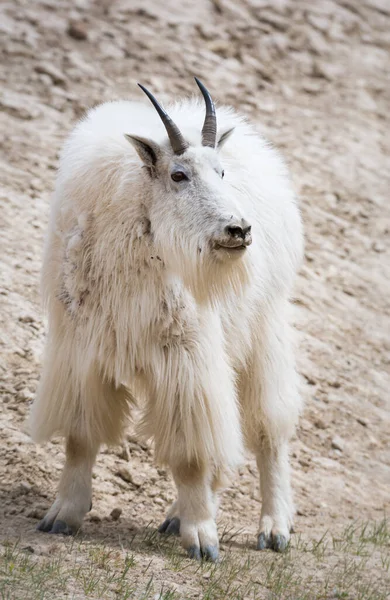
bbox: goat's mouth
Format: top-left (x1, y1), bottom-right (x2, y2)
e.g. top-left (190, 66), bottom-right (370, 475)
top-left (215, 243), bottom-right (247, 252)
top-left (214, 243), bottom-right (248, 260)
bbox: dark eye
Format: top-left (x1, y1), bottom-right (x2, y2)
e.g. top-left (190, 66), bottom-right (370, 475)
top-left (221, 170), bottom-right (225, 179)
top-left (171, 171), bottom-right (187, 182)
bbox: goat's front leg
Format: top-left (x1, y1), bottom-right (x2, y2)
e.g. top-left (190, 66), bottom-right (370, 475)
top-left (240, 304), bottom-right (302, 552)
top-left (256, 440), bottom-right (293, 552)
top-left (159, 471), bottom-right (222, 540)
top-left (146, 310), bottom-right (242, 561)
top-left (169, 462), bottom-right (219, 561)
top-left (37, 435), bottom-right (98, 535)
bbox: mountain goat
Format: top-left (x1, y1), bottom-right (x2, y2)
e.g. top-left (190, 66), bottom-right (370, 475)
top-left (30, 78), bottom-right (304, 561)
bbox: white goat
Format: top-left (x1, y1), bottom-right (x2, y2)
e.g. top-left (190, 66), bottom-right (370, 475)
top-left (30, 78), bottom-right (304, 561)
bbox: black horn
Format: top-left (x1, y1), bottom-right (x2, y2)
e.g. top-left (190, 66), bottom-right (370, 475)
top-left (138, 83), bottom-right (189, 155)
top-left (194, 77), bottom-right (217, 148)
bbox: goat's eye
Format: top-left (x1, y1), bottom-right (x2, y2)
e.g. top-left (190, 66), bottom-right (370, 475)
top-left (171, 171), bottom-right (187, 182)
top-left (221, 170), bottom-right (225, 179)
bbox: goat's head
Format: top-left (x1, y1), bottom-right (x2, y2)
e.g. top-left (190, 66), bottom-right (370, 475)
top-left (125, 78), bottom-right (252, 298)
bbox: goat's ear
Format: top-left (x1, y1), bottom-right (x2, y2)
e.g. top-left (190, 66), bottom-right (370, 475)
top-left (217, 127), bottom-right (235, 150)
top-left (124, 134), bottom-right (160, 167)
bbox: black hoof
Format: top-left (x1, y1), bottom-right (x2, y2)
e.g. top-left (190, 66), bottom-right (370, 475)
top-left (158, 518), bottom-right (170, 534)
top-left (166, 517), bottom-right (180, 536)
top-left (158, 517), bottom-right (180, 536)
top-left (37, 518), bottom-right (53, 533)
top-left (257, 532), bottom-right (270, 550)
top-left (49, 520), bottom-right (75, 536)
top-left (187, 545), bottom-right (202, 561)
top-left (271, 534), bottom-right (288, 553)
top-left (202, 545), bottom-right (219, 562)
top-left (257, 532), bottom-right (288, 552)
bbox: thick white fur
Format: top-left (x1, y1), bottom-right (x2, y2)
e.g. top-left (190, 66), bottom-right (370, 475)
top-left (30, 95), bottom-right (304, 555)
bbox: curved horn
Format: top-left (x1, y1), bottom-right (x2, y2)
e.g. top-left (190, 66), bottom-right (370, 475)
top-left (194, 77), bottom-right (217, 148)
top-left (138, 83), bottom-right (189, 155)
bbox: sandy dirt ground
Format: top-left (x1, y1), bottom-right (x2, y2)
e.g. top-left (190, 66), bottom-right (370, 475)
top-left (0, 0), bottom-right (389, 598)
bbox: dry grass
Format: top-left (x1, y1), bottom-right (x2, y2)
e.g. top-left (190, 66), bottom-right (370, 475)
top-left (0, 519), bottom-right (389, 599)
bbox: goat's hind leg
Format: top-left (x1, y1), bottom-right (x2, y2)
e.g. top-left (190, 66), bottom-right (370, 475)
top-left (37, 435), bottom-right (98, 535)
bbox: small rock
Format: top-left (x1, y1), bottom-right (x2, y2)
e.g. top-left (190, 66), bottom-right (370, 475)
top-left (357, 417), bottom-right (368, 427)
top-left (116, 466), bottom-right (132, 483)
top-left (343, 288), bottom-right (355, 297)
top-left (116, 467), bottom-right (142, 487)
top-left (196, 23), bottom-right (217, 40)
top-left (368, 435), bottom-right (379, 449)
top-left (110, 507), bottom-right (122, 521)
top-left (67, 20), bottom-right (88, 41)
top-left (303, 373), bottom-right (316, 386)
top-left (17, 388), bottom-right (34, 401)
top-left (30, 178), bottom-right (44, 192)
top-left (329, 381), bottom-right (341, 389)
top-left (314, 418), bottom-right (327, 430)
top-left (0, 92), bottom-right (40, 120)
top-left (26, 507), bottom-right (45, 519)
top-left (372, 241), bottom-right (385, 253)
top-left (37, 73), bottom-right (52, 87)
top-left (302, 81), bottom-right (322, 95)
top-left (331, 436), bottom-right (345, 452)
top-left (19, 481), bottom-right (32, 494)
top-left (35, 63), bottom-right (66, 86)
top-left (88, 511), bottom-right (102, 523)
top-left (18, 314), bottom-right (35, 323)
top-left (208, 39), bottom-right (235, 59)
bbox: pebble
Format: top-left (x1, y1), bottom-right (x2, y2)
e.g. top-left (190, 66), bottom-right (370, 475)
top-left (372, 241), bottom-right (385, 253)
top-left (116, 467), bottom-right (142, 487)
top-left (67, 20), bottom-right (88, 41)
top-left (19, 481), bottom-right (32, 494)
top-left (17, 388), bottom-right (34, 401)
top-left (34, 63), bottom-right (66, 86)
top-left (314, 418), bottom-right (328, 430)
top-left (331, 436), bottom-right (345, 452)
top-left (208, 40), bottom-right (235, 59)
top-left (26, 507), bottom-right (45, 519)
top-left (329, 381), bottom-right (341, 389)
top-left (88, 510), bottom-right (102, 523)
top-left (110, 507), bottom-right (122, 521)
top-left (357, 417), bottom-right (368, 427)
top-left (0, 91), bottom-right (40, 120)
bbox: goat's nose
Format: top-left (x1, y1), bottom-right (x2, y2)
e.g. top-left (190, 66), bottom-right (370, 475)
top-left (225, 219), bottom-right (252, 240)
